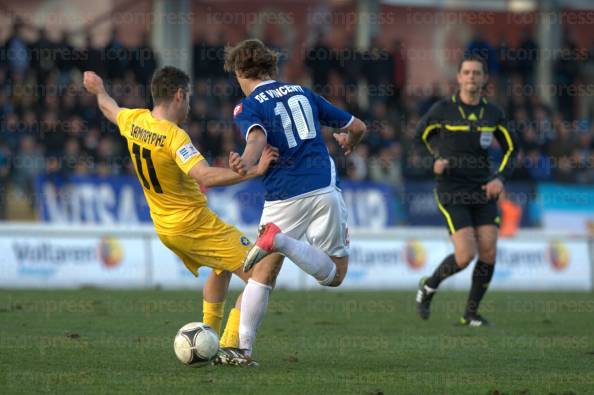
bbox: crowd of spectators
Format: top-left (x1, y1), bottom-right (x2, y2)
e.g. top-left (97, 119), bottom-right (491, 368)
top-left (1, 18), bottom-right (594, 219)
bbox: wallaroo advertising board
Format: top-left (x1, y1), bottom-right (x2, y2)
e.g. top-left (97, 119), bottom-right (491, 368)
top-left (446, 239), bottom-right (592, 291)
top-left (289, 237), bottom-right (592, 291)
top-left (0, 225), bottom-right (591, 291)
top-left (0, 231), bottom-right (147, 288)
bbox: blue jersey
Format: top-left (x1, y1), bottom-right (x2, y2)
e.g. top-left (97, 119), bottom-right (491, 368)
top-left (233, 80), bottom-right (353, 201)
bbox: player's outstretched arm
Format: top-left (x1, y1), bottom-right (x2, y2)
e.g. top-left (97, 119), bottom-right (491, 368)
top-left (188, 145), bottom-right (278, 188)
top-left (229, 128), bottom-right (268, 176)
top-left (333, 117), bottom-right (367, 156)
top-left (83, 71), bottom-right (122, 124)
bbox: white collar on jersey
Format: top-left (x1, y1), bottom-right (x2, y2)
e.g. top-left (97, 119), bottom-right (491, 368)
top-left (254, 80), bottom-right (276, 90)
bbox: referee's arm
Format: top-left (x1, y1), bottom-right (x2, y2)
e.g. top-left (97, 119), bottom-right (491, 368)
top-left (415, 101), bottom-right (443, 158)
top-left (492, 110), bottom-right (520, 182)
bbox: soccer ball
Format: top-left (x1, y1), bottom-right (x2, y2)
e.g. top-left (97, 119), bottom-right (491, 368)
top-left (173, 322), bottom-right (219, 366)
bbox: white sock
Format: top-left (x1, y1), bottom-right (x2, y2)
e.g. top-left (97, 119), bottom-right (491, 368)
top-left (274, 233), bottom-right (336, 285)
top-left (239, 279), bottom-right (271, 356)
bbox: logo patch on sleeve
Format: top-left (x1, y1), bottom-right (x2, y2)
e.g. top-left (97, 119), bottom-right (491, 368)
top-left (176, 143), bottom-right (200, 163)
top-left (233, 103), bottom-right (243, 117)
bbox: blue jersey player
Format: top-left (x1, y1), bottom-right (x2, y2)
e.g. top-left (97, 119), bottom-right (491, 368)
top-left (223, 39), bottom-right (366, 360)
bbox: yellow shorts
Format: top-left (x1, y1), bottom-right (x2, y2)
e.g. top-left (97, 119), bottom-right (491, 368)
top-left (157, 208), bottom-right (252, 276)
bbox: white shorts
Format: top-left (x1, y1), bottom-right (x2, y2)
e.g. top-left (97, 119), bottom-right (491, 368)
top-left (260, 188), bottom-right (349, 257)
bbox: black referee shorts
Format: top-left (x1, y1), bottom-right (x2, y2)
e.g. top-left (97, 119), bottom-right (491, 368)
top-left (433, 190), bottom-right (500, 234)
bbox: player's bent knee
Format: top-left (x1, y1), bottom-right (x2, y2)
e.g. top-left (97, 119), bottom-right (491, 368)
top-left (324, 275), bottom-right (343, 287)
top-left (324, 257), bottom-right (348, 287)
top-left (326, 271), bottom-right (345, 287)
top-left (326, 279), bottom-right (342, 287)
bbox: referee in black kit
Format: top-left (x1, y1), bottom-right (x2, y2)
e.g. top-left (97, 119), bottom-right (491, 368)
top-left (415, 54), bottom-right (519, 327)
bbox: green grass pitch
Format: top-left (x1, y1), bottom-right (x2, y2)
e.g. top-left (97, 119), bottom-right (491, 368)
top-left (1, 289), bottom-right (593, 394)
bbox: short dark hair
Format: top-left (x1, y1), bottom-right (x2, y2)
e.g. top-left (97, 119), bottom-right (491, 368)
top-left (458, 54), bottom-right (488, 74)
top-left (224, 39), bottom-right (278, 79)
top-left (150, 66), bottom-right (190, 105)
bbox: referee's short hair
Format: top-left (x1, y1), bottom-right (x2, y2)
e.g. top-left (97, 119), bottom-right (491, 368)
top-left (458, 54), bottom-right (488, 75)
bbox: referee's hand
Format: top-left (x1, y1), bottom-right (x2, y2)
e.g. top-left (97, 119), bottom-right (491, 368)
top-left (433, 159), bottom-right (448, 175)
top-left (483, 178), bottom-right (504, 200)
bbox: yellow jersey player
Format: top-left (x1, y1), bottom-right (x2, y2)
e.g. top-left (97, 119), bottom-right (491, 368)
top-left (83, 66), bottom-right (277, 366)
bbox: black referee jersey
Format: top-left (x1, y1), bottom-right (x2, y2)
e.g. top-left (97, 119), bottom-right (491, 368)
top-left (416, 92), bottom-right (520, 204)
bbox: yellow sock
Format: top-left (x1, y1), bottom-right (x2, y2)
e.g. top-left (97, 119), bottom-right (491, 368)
top-left (202, 301), bottom-right (225, 336)
top-left (219, 308), bottom-right (240, 348)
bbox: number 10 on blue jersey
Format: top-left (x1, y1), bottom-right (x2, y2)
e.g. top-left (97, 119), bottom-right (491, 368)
top-left (274, 95), bottom-right (317, 148)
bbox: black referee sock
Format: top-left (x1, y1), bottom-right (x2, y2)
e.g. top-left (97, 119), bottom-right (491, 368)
top-left (465, 260), bottom-right (495, 316)
top-left (426, 254), bottom-right (462, 289)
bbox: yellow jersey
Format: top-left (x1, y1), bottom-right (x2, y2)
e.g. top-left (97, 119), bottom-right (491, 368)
top-left (116, 108), bottom-right (207, 235)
